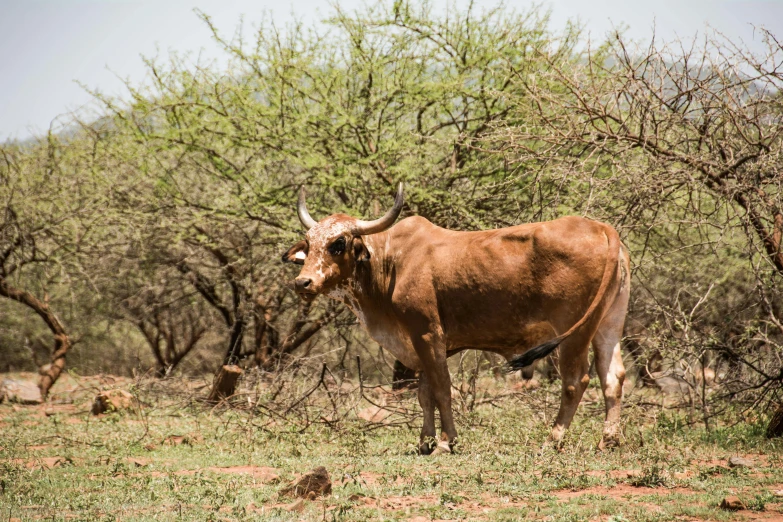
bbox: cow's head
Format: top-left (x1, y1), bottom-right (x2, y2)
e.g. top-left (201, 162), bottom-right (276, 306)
top-left (282, 184), bottom-right (403, 300)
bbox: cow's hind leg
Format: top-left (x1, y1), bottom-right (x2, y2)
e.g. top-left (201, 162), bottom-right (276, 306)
top-left (417, 372), bottom-right (437, 455)
top-left (593, 270), bottom-right (630, 449)
top-left (519, 360), bottom-right (536, 380)
top-left (550, 336), bottom-right (591, 445)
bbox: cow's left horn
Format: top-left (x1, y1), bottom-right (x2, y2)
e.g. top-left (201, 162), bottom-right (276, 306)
top-left (352, 183), bottom-right (404, 236)
top-left (297, 187), bottom-right (318, 230)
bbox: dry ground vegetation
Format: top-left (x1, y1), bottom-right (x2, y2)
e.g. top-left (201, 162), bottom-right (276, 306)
top-left (1, 364), bottom-right (782, 522)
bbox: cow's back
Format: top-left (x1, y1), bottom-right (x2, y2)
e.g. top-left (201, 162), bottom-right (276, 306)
top-left (377, 215), bottom-right (616, 352)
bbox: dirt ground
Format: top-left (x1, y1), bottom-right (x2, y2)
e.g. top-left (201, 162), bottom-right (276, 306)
top-left (1, 370), bottom-right (782, 521)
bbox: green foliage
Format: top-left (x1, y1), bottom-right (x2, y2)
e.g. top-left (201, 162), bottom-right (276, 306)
top-left (0, 1), bottom-right (781, 419)
top-left (1, 0), bottom-right (588, 377)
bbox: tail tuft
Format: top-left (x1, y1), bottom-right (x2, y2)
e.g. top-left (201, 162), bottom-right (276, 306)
top-left (507, 338), bottom-right (561, 373)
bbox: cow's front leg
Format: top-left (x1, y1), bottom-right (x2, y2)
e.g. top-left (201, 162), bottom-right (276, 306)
top-left (417, 372), bottom-right (437, 455)
top-left (414, 333), bottom-right (457, 455)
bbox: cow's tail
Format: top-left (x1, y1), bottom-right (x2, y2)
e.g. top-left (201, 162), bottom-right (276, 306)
top-left (507, 226), bottom-right (621, 372)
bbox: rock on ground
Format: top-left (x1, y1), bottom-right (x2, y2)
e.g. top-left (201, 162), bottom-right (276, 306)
top-left (284, 498), bottom-right (305, 512)
top-left (357, 406), bottom-right (392, 423)
top-left (279, 466), bottom-right (331, 499)
top-left (720, 496), bottom-right (746, 511)
top-left (0, 379), bottom-right (42, 404)
top-left (728, 456), bottom-right (754, 468)
top-left (91, 389), bottom-right (137, 414)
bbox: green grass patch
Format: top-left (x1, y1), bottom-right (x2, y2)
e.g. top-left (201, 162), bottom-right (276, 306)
top-left (1, 378), bottom-right (782, 521)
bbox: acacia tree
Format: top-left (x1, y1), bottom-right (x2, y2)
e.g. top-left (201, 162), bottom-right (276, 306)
top-left (102, 260), bottom-right (215, 377)
top-left (0, 135), bottom-right (104, 398)
top-left (1, 1), bottom-right (781, 420)
top-left (80, 104), bottom-right (335, 369)
top-left (82, 1), bottom-right (582, 380)
top-left (486, 29), bottom-right (783, 413)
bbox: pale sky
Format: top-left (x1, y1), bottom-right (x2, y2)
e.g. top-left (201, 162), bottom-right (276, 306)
top-left (1, 0), bottom-right (782, 141)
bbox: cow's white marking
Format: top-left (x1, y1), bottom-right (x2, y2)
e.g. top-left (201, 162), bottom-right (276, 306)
top-left (303, 217), bottom-right (421, 370)
top-left (305, 216), bottom-right (347, 245)
top-left (305, 216), bottom-right (348, 285)
top-left (294, 251), bottom-right (307, 261)
top-left (326, 282), bottom-right (366, 326)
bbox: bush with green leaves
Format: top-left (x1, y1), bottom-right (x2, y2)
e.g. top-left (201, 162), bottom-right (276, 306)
top-left (0, 1), bottom-right (780, 422)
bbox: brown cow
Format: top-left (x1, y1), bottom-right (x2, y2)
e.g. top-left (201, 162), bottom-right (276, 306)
top-left (283, 184), bottom-right (630, 455)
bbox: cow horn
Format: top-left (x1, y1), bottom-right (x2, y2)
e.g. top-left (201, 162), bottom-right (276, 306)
top-left (352, 183), bottom-right (404, 236)
top-left (297, 187), bottom-right (318, 230)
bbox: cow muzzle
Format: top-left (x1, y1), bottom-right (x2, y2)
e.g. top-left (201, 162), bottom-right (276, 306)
top-left (294, 277), bottom-right (318, 300)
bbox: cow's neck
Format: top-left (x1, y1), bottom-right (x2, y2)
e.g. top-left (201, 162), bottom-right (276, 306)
top-left (326, 231), bottom-right (394, 327)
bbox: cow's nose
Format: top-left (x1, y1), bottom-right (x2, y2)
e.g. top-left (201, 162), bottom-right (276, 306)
top-left (295, 277), bottom-right (314, 293)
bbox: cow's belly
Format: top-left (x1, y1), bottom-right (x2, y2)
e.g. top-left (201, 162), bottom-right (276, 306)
top-left (446, 321), bottom-right (557, 353)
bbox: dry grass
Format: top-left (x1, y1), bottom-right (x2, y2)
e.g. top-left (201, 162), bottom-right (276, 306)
top-left (1, 368), bottom-right (782, 521)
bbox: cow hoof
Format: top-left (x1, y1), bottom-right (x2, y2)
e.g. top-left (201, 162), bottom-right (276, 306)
top-left (539, 439), bottom-right (564, 455)
top-left (419, 440), bottom-right (436, 455)
top-left (598, 437), bottom-right (620, 451)
top-left (429, 441), bottom-right (452, 456)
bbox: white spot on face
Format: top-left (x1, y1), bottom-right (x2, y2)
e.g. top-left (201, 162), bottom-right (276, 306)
top-left (294, 251), bottom-right (307, 261)
top-left (301, 216), bottom-right (351, 288)
top-left (305, 216), bottom-right (350, 246)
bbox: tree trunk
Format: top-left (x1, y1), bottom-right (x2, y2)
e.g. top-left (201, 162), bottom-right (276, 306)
top-left (39, 335), bottom-right (69, 399)
top-left (223, 317), bottom-right (245, 365)
top-left (207, 364), bottom-right (243, 403)
top-left (0, 277), bottom-right (71, 399)
top-left (767, 403), bottom-right (783, 439)
top-left (253, 298), bottom-right (277, 368)
top-left (255, 302), bottom-right (338, 371)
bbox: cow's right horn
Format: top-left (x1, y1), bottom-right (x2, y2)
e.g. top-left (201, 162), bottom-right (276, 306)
top-left (352, 183), bottom-right (404, 236)
top-left (297, 187), bottom-right (318, 230)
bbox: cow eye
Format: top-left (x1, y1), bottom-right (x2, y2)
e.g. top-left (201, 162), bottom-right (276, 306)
top-left (328, 237), bottom-right (346, 256)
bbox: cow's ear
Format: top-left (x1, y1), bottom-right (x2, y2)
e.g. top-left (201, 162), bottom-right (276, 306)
top-left (282, 240), bottom-right (308, 265)
top-left (353, 236), bottom-right (370, 263)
